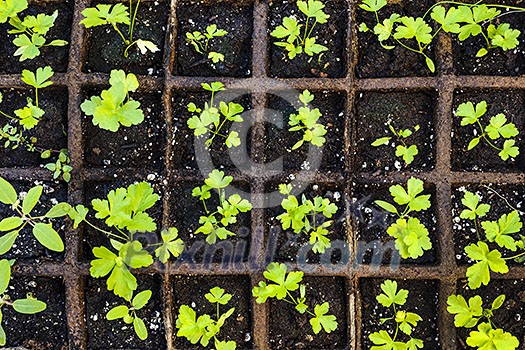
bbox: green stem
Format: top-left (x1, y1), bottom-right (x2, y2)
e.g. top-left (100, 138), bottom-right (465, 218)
top-left (124, 41), bottom-right (139, 58)
top-left (482, 185), bottom-right (520, 212)
top-left (0, 109), bottom-right (16, 120)
top-left (112, 23), bottom-right (129, 46)
top-left (504, 251), bottom-right (525, 260)
top-left (130, 0), bottom-right (141, 42)
top-left (85, 220), bottom-right (128, 241)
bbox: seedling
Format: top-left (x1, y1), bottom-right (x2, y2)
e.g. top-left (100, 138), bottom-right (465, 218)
top-left (192, 170), bottom-right (252, 245)
top-left (271, 0), bottom-right (329, 59)
top-left (372, 122), bottom-right (420, 165)
top-left (80, 2), bottom-right (159, 57)
top-left (0, 259), bottom-right (48, 346)
top-left (369, 280), bottom-right (424, 350)
top-left (277, 183), bottom-right (338, 254)
top-left (374, 177), bottom-right (432, 259)
top-left (81, 70), bottom-right (144, 132)
top-left (106, 289), bottom-right (152, 340)
top-left (186, 24), bottom-right (228, 64)
top-left (455, 100), bottom-right (519, 161)
top-left (252, 262), bottom-right (338, 335)
top-left (0, 0), bottom-right (67, 61)
top-left (176, 287), bottom-right (237, 350)
top-left (187, 82), bottom-right (244, 148)
top-left (289, 90), bottom-right (327, 150)
top-left (447, 293), bottom-right (519, 350)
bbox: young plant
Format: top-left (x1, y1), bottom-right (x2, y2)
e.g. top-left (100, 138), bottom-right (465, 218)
top-left (289, 90), bottom-right (327, 150)
top-left (455, 100), bottom-right (519, 161)
top-left (271, 0), bottom-right (330, 59)
top-left (176, 287), bottom-right (237, 350)
top-left (447, 293), bottom-right (519, 350)
top-left (192, 170), bottom-right (252, 245)
top-left (277, 183), bottom-right (338, 254)
top-left (186, 24), bottom-right (228, 64)
top-left (369, 280), bottom-right (424, 350)
top-left (187, 82), bottom-right (244, 148)
top-left (252, 262), bottom-right (338, 335)
top-left (0, 259), bottom-right (48, 346)
top-left (80, 70), bottom-right (144, 132)
top-left (80, 2), bottom-right (159, 57)
top-left (106, 289), bottom-right (152, 340)
top-left (374, 177), bottom-right (432, 259)
top-left (0, 0), bottom-right (68, 61)
top-left (372, 122), bottom-right (420, 165)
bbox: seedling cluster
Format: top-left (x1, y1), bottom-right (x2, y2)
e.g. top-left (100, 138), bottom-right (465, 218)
top-left (186, 24), bottom-right (228, 64)
top-left (289, 90), bottom-right (327, 150)
top-left (372, 122), bottom-right (420, 166)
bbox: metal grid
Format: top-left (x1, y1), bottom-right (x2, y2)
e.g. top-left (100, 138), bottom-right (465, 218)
top-left (1, 0), bottom-right (525, 348)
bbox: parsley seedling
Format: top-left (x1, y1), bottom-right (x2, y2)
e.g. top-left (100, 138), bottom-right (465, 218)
top-left (369, 280), bottom-right (424, 350)
top-left (374, 177), bottom-right (432, 259)
top-left (176, 287), bottom-right (238, 350)
top-left (372, 122), bottom-right (420, 165)
top-left (186, 24), bottom-right (228, 64)
top-left (289, 90), bottom-right (327, 150)
top-left (106, 289), bottom-right (153, 340)
top-left (252, 262), bottom-right (338, 335)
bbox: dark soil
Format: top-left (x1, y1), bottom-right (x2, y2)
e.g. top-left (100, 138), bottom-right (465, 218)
top-left (82, 88), bottom-right (166, 171)
top-left (452, 89), bottom-right (525, 172)
top-left (171, 275), bottom-right (253, 349)
top-left (354, 90), bottom-right (436, 173)
top-left (269, 276), bottom-right (348, 349)
top-left (359, 278), bottom-right (440, 349)
top-left (0, 1), bottom-right (73, 74)
top-left (268, 0), bottom-right (347, 78)
top-left (2, 276), bottom-right (68, 350)
top-left (85, 276), bottom-right (166, 349)
top-left (263, 90), bottom-right (346, 174)
top-left (167, 180), bottom-right (252, 264)
top-left (174, 0), bottom-right (253, 77)
top-left (356, 0), bottom-right (436, 78)
top-left (351, 181), bottom-right (439, 265)
top-left (0, 87), bottom-right (68, 168)
top-left (82, 0), bottom-right (168, 75)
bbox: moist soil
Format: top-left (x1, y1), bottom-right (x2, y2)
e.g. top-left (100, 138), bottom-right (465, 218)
top-left (268, 0), bottom-right (348, 78)
top-left (359, 278), bottom-right (440, 349)
top-left (174, 0), bottom-right (253, 77)
top-left (171, 275), bottom-right (253, 349)
top-left (269, 276), bottom-right (348, 349)
top-left (354, 90), bottom-right (436, 173)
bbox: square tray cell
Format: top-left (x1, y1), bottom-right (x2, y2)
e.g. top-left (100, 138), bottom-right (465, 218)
top-left (167, 180), bottom-right (252, 264)
top-left (359, 278), bottom-right (440, 349)
top-left (82, 88), bottom-right (166, 171)
top-left (171, 275), bottom-right (253, 349)
top-left (263, 90), bottom-right (346, 174)
top-left (356, 0), bottom-right (436, 78)
top-left (452, 184), bottom-right (525, 265)
top-left (263, 180), bottom-right (347, 264)
top-left (85, 276), bottom-right (166, 349)
top-left (171, 89), bottom-right (253, 172)
top-left (354, 90), bottom-right (436, 173)
top-left (174, 0), bottom-right (254, 77)
top-left (269, 276), bottom-right (348, 349)
top-left (351, 181), bottom-right (440, 266)
top-left (0, 0), bottom-right (72, 74)
top-left (81, 0), bottom-right (168, 75)
top-left (0, 87), bottom-right (68, 168)
top-left (2, 276), bottom-right (68, 349)
top-left (452, 89), bottom-right (525, 172)
top-left (268, 0), bottom-right (348, 78)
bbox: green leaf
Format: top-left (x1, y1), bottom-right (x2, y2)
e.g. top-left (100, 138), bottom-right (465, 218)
top-left (205, 287), bottom-right (232, 305)
top-left (359, 0), bottom-right (387, 12)
top-left (32, 222), bottom-right (64, 252)
top-left (485, 114), bottom-right (518, 140)
top-left (369, 330), bottom-right (406, 350)
top-left (106, 305), bottom-right (129, 320)
top-left (134, 317), bottom-right (148, 340)
top-left (395, 144), bottom-right (418, 165)
top-left (205, 169), bottom-right (232, 189)
top-left (0, 176), bottom-right (17, 204)
top-left (13, 33), bottom-right (45, 61)
top-left (0, 217), bottom-right (23, 232)
top-left (15, 102), bottom-right (44, 129)
top-left (431, 6), bottom-right (462, 33)
top-left (309, 302), bottom-right (337, 334)
top-left (491, 294), bottom-right (505, 311)
top-left (393, 17), bottom-right (432, 44)
top-left (155, 227), bottom-right (184, 264)
top-left (12, 298), bottom-right (47, 314)
top-left (176, 305), bottom-right (214, 345)
top-left (389, 177), bottom-right (430, 212)
top-left (425, 57), bottom-right (435, 73)
top-left (297, 0), bottom-right (329, 23)
top-left (376, 279), bottom-right (408, 307)
top-left (465, 241), bottom-right (508, 289)
top-left (90, 246), bottom-right (116, 277)
top-left (395, 310), bottom-right (422, 336)
top-left (466, 322), bottom-right (519, 350)
top-left (446, 294), bottom-right (482, 328)
top-left (132, 290), bottom-right (152, 309)
top-left (456, 101), bottom-right (486, 126)
top-left (45, 202), bottom-right (71, 218)
top-left (482, 211), bottom-right (522, 251)
top-left (387, 217), bottom-right (432, 259)
top-left (22, 185), bottom-right (42, 214)
top-left (499, 139), bottom-right (519, 161)
top-left (215, 339), bottom-right (237, 350)
top-left (271, 16), bottom-right (301, 42)
top-left (80, 3), bottom-right (130, 27)
top-left (21, 66), bottom-right (54, 89)
top-left (0, 259), bottom-right (11, 294)
top-left (374, 200), bottom-right (399, 214)
top-left (373, 14), bottom-right (400, 43)
top-left (0, 231), bottom-right (18, 255)
top-left (0, 0), bottom-right (28, 23)
top-left (460, 191), bottom-right (490, 220)
top-left (372, 137), bottom-right (391, 147)
top-left (225, 131), bottom-right (241, 148)
top-left (488, 23), bottom-right (520, 51)
top-left (253, 263), bottom-right (303, 302)
top-left (109, 69), bottom-right (139, 93)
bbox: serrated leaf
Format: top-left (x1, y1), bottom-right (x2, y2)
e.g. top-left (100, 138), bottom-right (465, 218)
top-left (376, 280), bottom-right (408, 307)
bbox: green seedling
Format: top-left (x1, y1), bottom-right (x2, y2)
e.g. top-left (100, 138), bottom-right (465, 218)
top-left (289, 90), bottom-right (327, 150)
top-left (447, 293), bottom-right (519, 350)
top-left (252, 262), bottom-right (338, 335)
top-left (0, 0), bottom-right (68, 61)
top-left (455, 100), bottom-right (519, 161)
top-left (186, 24), bottom-right (228, 64)
top-left (369, 280), bottom-right (424, 350)
top-left (80, 2), bottom-right (159, 57)
top-left (374, 177), bottom-right (432, 259)
top-left (42, 148), bottom-right (72, 183)
top-left (106, 289), bottom-right (152, 340)
top-left (0, 259), bottom-right (47, 346)
top-left (187, 82), bottom-right (244, 148)
top-left (372, 122), bottom-right (420, 165)
top-left (176, 287), bottom-right (238, 350)
top-left (277, 183), bottom-right (338, 254)
top-left (81, 70), bottom-right (144, 132)
top-left (192, 170), bottom-right (252, 245)
top-left (271, 0), bottom-right (329, 59)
